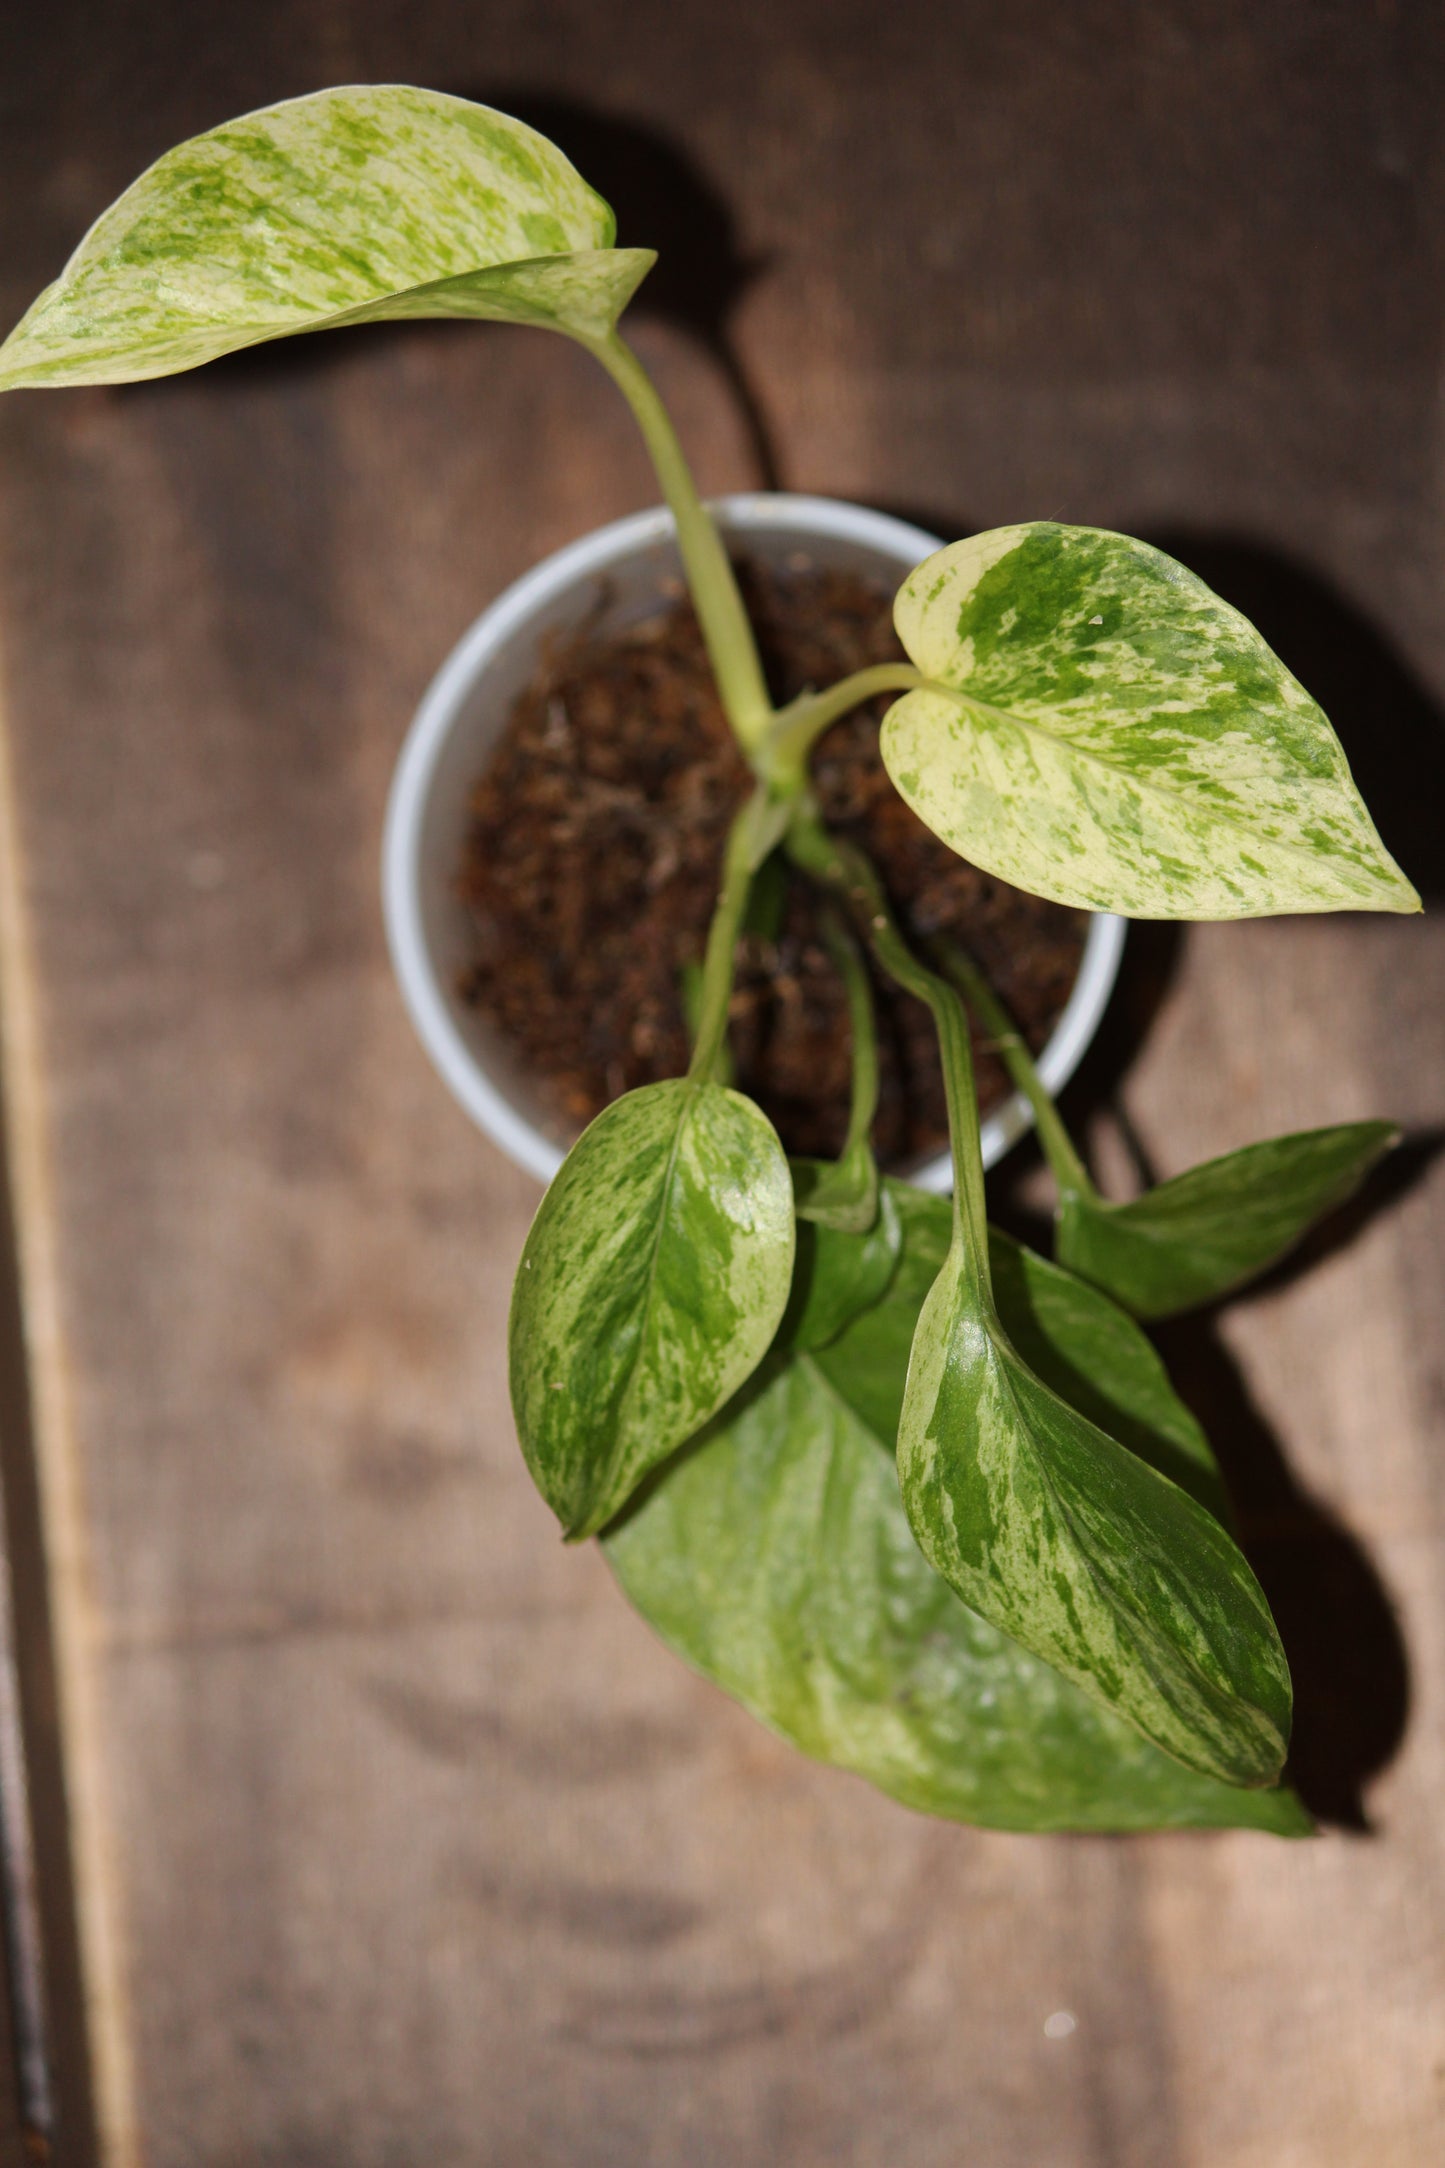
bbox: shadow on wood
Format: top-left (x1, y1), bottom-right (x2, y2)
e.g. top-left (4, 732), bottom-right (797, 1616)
top-left (460, 88), bottom-right (783, 492)
top-left (1155, 1303), bottom-right (1412, 1833)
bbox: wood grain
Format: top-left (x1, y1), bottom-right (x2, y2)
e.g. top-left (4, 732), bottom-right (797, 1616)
top-left (1, 4), bottom-right (1442, 2162)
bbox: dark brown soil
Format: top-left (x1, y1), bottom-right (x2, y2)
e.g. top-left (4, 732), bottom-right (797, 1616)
top-left (457, 558), bottom-right (1088, 1167)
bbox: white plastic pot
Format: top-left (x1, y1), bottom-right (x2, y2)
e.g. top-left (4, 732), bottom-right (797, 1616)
top-left (384, 493), bottom-right (1125, 1189)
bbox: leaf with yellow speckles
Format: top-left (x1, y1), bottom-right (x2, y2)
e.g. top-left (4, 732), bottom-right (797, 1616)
top-left (0, 85), bottom-right (653, 388)
top-left (606, 1184), bottom-right (1308, 1833)
top-left (509, 1080), bottom-right (794, 1542)
top-left (883, 524), bottom-right (1419, 919)
top-left (896, 1188), bottom-right (1292, 1787)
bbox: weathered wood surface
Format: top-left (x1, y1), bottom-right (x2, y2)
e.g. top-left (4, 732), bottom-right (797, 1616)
top-left (0, 4), bottom-right (1442, 2162)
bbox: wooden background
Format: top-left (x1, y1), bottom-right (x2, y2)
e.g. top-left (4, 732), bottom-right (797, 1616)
top-left (0, 3), bottom-right (1442, 2162)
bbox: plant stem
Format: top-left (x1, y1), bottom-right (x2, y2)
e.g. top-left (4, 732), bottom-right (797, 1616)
top-left (762, 663), bottom-right (925, 792)
top-left (786, 805), bottom-right (991, 1296)
top-left (586, 330), bottom-right (775, 752)
top-left (932, 941), bottom-right (1096, 1201)
top-left (680, 961), bottom-right (733, 1086)
top-left (687, 788), bottom-right (789, 1086)
top-left (818, 906), bottom-right (881, 1165)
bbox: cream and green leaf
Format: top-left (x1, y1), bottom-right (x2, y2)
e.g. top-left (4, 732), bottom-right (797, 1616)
top-left (896, 1199), bottom-right (1292, 1786)
top-left (883, 524), bottom-right (1419, 919)
top-left (606, 1190), bottom-right (1307, 1834)
top-left (509, 1080), bottom-right (794, 1542)
top-left (0, 85), bottom-right (653, 388)
top-left (1056, 1120), bottom-right (1399, 1320)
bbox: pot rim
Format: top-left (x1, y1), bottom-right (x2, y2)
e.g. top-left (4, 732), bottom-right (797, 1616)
top-left (383, 491), bottom-right (1126, 1189)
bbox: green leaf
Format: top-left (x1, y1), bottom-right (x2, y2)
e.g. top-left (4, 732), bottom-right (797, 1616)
top-left (509, 1080), bottom-right (794, 1541)
top-left (0, 86), bottom-right (654, 389)
top-left (1056, 1121), bottom-right (1400, 1320)
top-left (790, 1147), bottom-right (880, 1235)
top-left (605, 1188), bottom-right (1308, 1834)
top-left (896, 1215), bottom-right (1292, 1786)
top-left (775, 1182), bottom-right (901, 1353)
top-left (883, 524), bottom-right (1419, 919)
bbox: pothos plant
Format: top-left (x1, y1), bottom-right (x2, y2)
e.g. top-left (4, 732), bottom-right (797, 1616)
top-left (2, 86), bottom-right (1419, 1835)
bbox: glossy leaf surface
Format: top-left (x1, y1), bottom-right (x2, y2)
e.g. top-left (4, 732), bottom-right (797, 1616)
top-left (775, 1182), bottom-right (901, 1354)
top-left (510, 1080), bottom-right (793, 1541)
top-left (1056, 1121), bottom-right (1399, 1319)
top-left (0, 86), bottom-right (653, 388)
top-left (606, 1191), bottom-right (1306, 1834)
top-left (897, 1214), bottom-right (1292, 1785)
top-left (883, 524), bottom-right (1418, 919)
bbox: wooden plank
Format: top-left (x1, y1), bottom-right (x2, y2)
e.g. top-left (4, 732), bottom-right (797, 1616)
top-left (0, 669), bottom-right (107, 2166)
top-left (0, 5), bottom-right (1442, 2163)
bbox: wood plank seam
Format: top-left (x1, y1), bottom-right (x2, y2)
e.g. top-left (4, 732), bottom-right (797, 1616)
top-left (0, 649), bottom-right (139, 2168)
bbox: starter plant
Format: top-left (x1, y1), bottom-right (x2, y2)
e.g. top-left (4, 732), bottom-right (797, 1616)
top-left (2, 87), bottom-right (1420, 1834)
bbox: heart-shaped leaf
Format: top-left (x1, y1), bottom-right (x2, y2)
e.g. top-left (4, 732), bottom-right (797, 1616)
top-left (0, 86), bottom-right (653, 389)
top-left (883, 524), bottom-right (1418, 919)
top-left (774, 1180), bottom-right (901, 1353)
top-left (898, 1212), bottom-right (1292, 1785)
top-left (509, 1080), bottom-right (794, 1541)
top-left (606, 1190), bottom-right (1307, 1833)
top-left (1056, 1120), bottom-right (1399, 1319)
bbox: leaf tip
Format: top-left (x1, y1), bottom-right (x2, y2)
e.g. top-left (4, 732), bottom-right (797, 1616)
top-left (1361, 849), bottom-right (1423, 916)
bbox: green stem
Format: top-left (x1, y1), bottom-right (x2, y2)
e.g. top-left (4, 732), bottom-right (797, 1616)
top-left (688, 788), bottom-right (789, 1085)
top-left (787, 806), bottom-right (991, 1295)
top-left (932, 941), bottom-right (1096, 1201)
top-left (585, 330), bottom-right (774, 752)
top-left (680, 962), bottom-right (733, 1085)
top-left (818, 906), bottom-right (880, 1164)
top-left (762, 663), bottom-right (925, 792)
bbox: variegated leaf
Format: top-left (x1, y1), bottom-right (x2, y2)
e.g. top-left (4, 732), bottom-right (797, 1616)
top-left (0, 86), bottom-right (653, 388)
top-left (509, 1080), bottom-right (794, 1542)
top-left (1056, 1119), bottom-right (1399, 1319)
top-left (883, 524), bottom-right (1419, 919)
top-left (606, 1189), bottom-right (1307, 1833)
top-left (898, 1212), bottom-right (1292, 1784)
